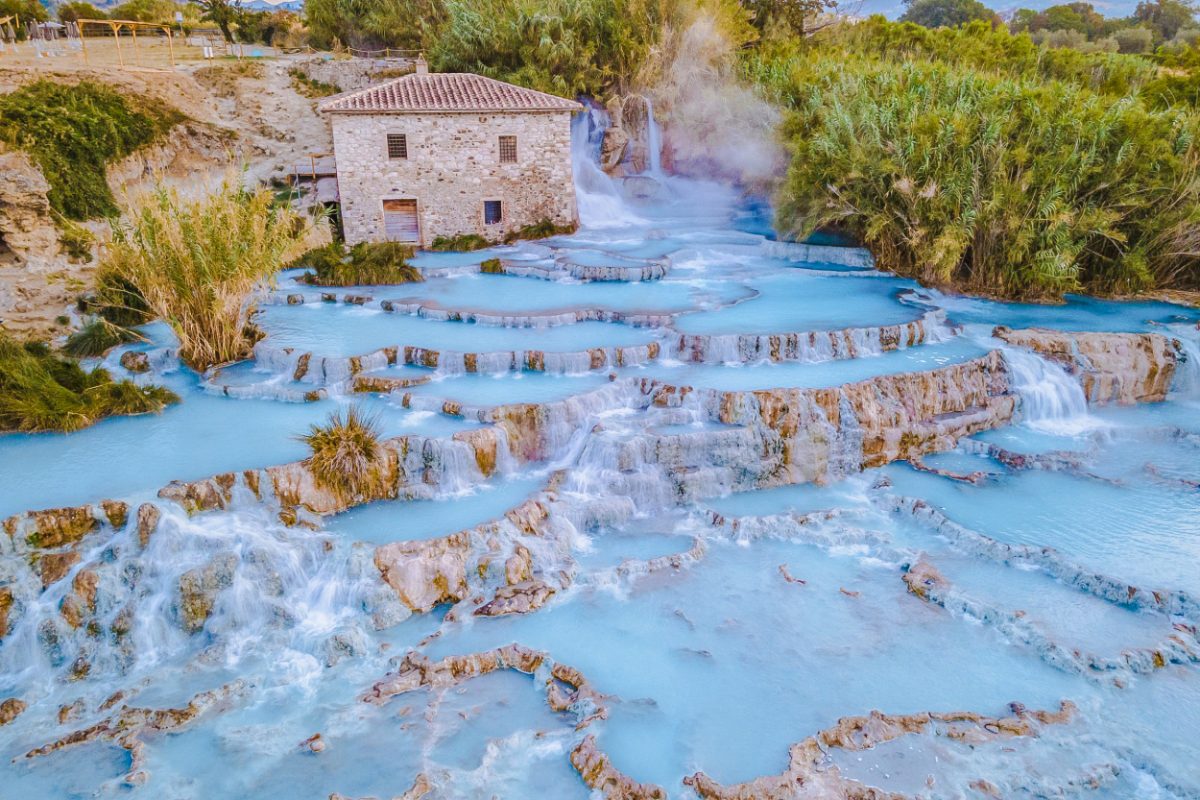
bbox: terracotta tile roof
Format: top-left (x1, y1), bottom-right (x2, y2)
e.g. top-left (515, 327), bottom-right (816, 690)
top-left (319, 73), bottom-right (580, 114)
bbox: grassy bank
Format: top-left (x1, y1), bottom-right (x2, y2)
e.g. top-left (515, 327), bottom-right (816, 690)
top-left (296, 242), bottom-right (422, 286)
top-left (0, 336), bottom-right (177, 433)
top-left (0, 80), bottom-right (184, 221)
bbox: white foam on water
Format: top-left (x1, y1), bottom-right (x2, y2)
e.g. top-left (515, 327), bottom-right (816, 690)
top-left (1001, 345), bottom-right (1110, 436)
top-left (571, 105), bottom-right (648, 230)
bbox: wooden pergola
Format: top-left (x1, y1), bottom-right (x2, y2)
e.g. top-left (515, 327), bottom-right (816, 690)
top-left (0, 14), bottom-right (18, 47)
top-left (76, 18), bottom-right (175, 68)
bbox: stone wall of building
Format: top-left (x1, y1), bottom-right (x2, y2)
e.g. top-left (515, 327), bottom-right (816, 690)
top-left (330, 110), bottom-right (577, 246)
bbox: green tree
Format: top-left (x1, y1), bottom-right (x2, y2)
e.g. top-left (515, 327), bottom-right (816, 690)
top-left (0, 0), bottom-right (48, 30)
top-left (110, 0), bottom-right (178, 23)
top-left (304, 0), bottom-right (442, 50)
top-left (743, 0), bottom-right (837, 34)
top-left (57, 1), bottom-right (106, 23)
top-left (1113, 24), bottom-right (1154, 51)
top-left (194, 0), bottom-right (237, 42)
top-left (1133, 0), bottom-right (1198, 39)
top-left (900, 0), bottom-right (998, 29)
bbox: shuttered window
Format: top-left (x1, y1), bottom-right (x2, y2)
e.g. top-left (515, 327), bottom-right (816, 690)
top-left (498, 135), bottom-right (517, 163)
top-left (483, 200), bottom-right (503, 226)
top-left (386, 134), bottom-right (408, 159)
top-left (382, 199), bottom-right (419, 242)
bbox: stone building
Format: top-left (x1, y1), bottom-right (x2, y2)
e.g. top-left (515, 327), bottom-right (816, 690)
top-left (319, 60), bottom-right (580, 247)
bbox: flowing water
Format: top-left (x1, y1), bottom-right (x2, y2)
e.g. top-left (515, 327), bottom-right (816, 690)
top-left (2, 109), bottom-right (1200, 799)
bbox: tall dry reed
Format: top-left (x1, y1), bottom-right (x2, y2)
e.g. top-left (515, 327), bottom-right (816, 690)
top-left (102, 177), bottom-right (326, 372)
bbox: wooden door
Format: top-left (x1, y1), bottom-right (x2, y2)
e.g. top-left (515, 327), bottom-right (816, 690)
top-left (382, 199), bottom-right (419, 243)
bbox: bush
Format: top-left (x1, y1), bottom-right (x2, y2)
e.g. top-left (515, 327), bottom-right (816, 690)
top-left (88, 265), bottom-right (154, 329)
top-left (775, 57), bottom-right (1200, 298)
top-left (898, 0), bottom-right (998, 28)
top-left (296, 241), bottom-right (422, 285)
top-left (0, 81), bottom-right (183, 221)
top-left (288, 68), bottom-right (340, 98)
top-left (745, 18), bottom-right (1159, 103)
top-left (101, 178), bottom-right (321, 371)
top-left (57, 218), bottom-right (95, 263)
top-left (299, 406), bottom-right (388, 500)
top-left (431, 0), bottom-right (671, 95)
top-left (502, 218), bottom-right (579, 243)
top-left (0, 335), bottom-right (176, 433)
top-left (429, 233), bottom-right (492, 251)
top-left (305, 0), bottom-right (443, 50)
top-left (1114, 26), bottom-right (1155, 53)
top-left (57, 1), bottom-right (106, 22)
top-left (63, 318), bottom-right (142, 358)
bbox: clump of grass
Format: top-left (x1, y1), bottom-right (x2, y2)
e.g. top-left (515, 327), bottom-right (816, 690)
top-left (86, 265), bottom-right (154, 329)
top-left (101, 177), bottom-right (322, 372)
top-left (296, 241), bottom-right (423, 286)
top-left (63, 318), bottom-right (143, 358)
top-left (429, 233), bottom-right (492, 252)
top-left (57, 218), bottom-right (95, 263)
top-left (479, 257), bottom-right (504, 274)
top-left (502, 218), bottom-right (577, 244)
top-left (0, 335), bottom-right (177, 433)
top-left (299, 406), bottom-right (386, 499)
top-left (287, 68), bottom-right (340, 98)
top-left (0, 80), bottom-right (184, 220)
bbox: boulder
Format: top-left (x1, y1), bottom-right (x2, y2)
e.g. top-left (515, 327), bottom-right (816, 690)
top-left (374, 532), bottom-right (470, 613)
top-left (178, 553), bottom-right (237, 634)
top-left (504, 544), bottom-right (533, 585)
top-left (0, 697), bottom-right (27, 727)
top-left (474, 579), bottom-right (555, 617)
top-left (0, 586), bottom-right (12, 638)
top-left (136, 503), bottom-right (161, 549)
top-left (119, 351), bottom-right (151, 374)
top-left (39, 550), bottom-right (81, 589)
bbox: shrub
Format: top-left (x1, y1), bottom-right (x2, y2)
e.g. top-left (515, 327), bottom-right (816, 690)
top-left (287, 68), bottom-right (340, 98)
top-left (299, 406), bottom-right (387, 500)
top-left (898, 0), bottom-right (998, 29)
top-left (775, 57), bottom-right (1200, 298)
top-left (502, 218), bottom-right (579, 243)
top-left (0, 81), bottom-right (184, 220)
top-left (0, 335), bottom-right (177, 433)
top-left (57, 218), bottom-right (95, 263)
top-left (1114, 26), bottom-right (1155, 53)
top-left (746, 18), bottom-right (1159, 102)
top-left (88, 265), bottom-right (154, 328)
top-left (429, 233), bottom-right (492, 252)
top-left (305, 0), bottom-right (444, 50)
top-left (101, 178), bottom-right (321, 371)
top-left (63, 318), bottom-right (143, 358)
top-left (296, 241), bottom-right (423, 285)
top-left (480, 257), bottom-right (505, 273)
top-left (431, 0), bottom-right (671, 95)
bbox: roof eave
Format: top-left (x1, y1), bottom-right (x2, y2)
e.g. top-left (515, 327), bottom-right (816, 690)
top-left (320, 105), bottom-right (582, 115)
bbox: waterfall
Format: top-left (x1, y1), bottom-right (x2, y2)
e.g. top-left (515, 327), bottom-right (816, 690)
top-left (1001, 346), bottom-right (1099, 435)
top-left (1168, 323), bottom-right (1200, 402)
top-left (645, 97), bottom-right (663, 177)
top-left (570, 104), bottom-right (646, 229)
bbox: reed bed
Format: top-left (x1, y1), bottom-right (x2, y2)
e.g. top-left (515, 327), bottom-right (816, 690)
top-left (102, 178), bottom-right (325, 372)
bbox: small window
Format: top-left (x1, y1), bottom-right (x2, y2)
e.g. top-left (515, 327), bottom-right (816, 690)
top-left (386, 134), bottom-right (408, 159)
top-left (483, 200), bottom-right (503, 226)
top-left (498, 135), bottom-right (517, 164)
